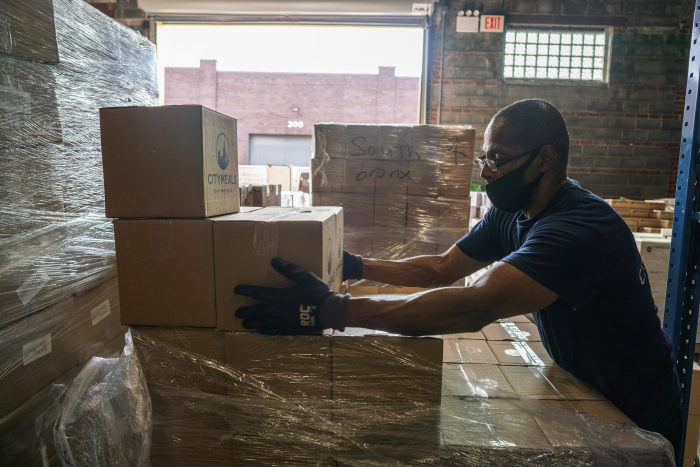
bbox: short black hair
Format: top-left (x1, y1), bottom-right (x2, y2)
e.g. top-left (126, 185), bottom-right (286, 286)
top-left (490, 99), bottom-right (570, 168)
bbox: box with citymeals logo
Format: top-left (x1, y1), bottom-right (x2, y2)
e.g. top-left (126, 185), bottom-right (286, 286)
top-left (100, 105), bottom-right (239, 218)
top-left (214, 206), bottom-right (344, 331)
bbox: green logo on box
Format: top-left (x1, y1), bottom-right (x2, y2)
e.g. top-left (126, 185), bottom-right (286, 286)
top-left (216, 133), bottom-right (230, 170)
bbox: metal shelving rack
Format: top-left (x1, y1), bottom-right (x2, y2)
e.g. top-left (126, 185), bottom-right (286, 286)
top-left (664, 2), bottom-right (700, 465)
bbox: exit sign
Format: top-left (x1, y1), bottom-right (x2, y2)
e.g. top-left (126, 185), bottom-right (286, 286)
top-left (480, 15), bottom-right (504, 33)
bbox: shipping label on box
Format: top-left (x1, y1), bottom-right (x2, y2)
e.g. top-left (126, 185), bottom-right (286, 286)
top-left (214, 207), bottom-right (344, 331)
top-left (100, 105), bottom-right (239, 218)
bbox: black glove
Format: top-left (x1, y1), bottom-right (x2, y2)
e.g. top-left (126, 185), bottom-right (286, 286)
top-left (343, 250), bottom-right (363, 281)
top-left (235, 257), bottom-right (349, 335)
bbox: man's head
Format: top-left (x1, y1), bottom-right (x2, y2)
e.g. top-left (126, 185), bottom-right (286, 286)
top-left (478, 99), bottom-right (570, 215)
top-left (484, 98), bottom-right (569, 173)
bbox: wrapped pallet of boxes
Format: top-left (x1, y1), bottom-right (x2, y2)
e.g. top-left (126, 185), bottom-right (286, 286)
top-left (129, 327), bottom-right (443, 466)
top-left (312, 124), bottom-right (475, 258)
top-left (0, 0), bottom-right (157, 323)
top-left (606, 198), bottom-right (673, 234)
top-left (0, 0), bottom-right (156, 463)
top-left (121, 322), bottom-right (672, 465)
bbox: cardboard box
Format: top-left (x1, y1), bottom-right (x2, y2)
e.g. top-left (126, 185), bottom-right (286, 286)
top-left (482, 321), bottom-right (541, 342)
top-left (115, 207), bottom-right (342, 330)
top-left (114, 218), bottom-right (219, 327)
top-left (442, 339), bottom-right (498, 364)
top-left (442, 363), bottom-right (514, 397)
top-left (0, 56), bottom-right (62, 146)
top-left (240, 184), bottom-right (281, 207)
top-left (100, 105), bottom-right (239, 218)
top-left (215, 206), bottom-right (343, 331)
top-left (130, 327), bottom-right (233, 466)
top-left (440, 397), bottom-right (553, 452)
top-left (331, 329), bottom-right (443, 404)
top-left (488, 341), bottom-right (555, 367)
top-left (267, 164), bottom-right (292, 191)
top-left (0, 0), bottom-right (59, 62)
top-left (225, 333), bottom-right (331, 399)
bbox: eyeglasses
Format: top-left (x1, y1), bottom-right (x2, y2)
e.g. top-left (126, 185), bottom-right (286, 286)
top-left (473, 145), bottom-right (544, 172)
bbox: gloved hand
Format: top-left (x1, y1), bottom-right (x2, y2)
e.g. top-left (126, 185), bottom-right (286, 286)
top-left (343, 250), bottom-right (363, 281)
top-left (235, 257), bottom-right (349, 335)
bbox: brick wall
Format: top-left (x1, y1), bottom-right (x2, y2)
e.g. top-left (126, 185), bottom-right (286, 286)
top-left (164, 61), bottom-right (420, 164)
top-left (428, 0), bottom-right (694, 199)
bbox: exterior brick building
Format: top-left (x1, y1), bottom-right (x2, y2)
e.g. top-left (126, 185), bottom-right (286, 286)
top-left (164, 60), bottom-right (420, 164)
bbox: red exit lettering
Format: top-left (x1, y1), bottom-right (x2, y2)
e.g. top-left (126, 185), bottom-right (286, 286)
top-left (481, 15), bottom-right (504, 33)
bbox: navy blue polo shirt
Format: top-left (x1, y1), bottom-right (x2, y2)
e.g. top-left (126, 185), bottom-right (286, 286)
top-left (456, 179), bottom-right (680, 445)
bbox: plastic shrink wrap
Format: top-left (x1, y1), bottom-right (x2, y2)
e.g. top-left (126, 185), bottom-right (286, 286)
top-left (0, 0), bottom-right (155, 464)
top-left (311, 123), bottom-right (475, 259)
top-left (54, 330), bottom-right (151, 467)
top-left (0, 0), bottom-right (157, 324)
top-left (124, 324), bottom-right (674, 466)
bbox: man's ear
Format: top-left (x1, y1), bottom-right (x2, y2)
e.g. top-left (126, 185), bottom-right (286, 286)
top-left (538, 144), bottom-right (558, 172)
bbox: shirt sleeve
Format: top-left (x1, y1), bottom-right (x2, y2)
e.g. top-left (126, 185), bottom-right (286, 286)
top-left (455, 208), bottom-right (506, 262)
top-left (501, 216), bottom-right (619, 310)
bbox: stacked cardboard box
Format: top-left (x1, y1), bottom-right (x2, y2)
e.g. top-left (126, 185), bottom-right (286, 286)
top-left (101, 107), bottom-right (344, 331)
top-left (239, 183), bottom-right (282, 207)
top-left (131, 326), bottom-right (443, 466)
top-left (311, 124), bottom-right (475, 258)
top-left (439, 317), bottom-right (673, 465)
top-left (127, 315), bottom-right (672, 465)
top-left (0, 0), bottom-right (154, 462)
top-left (607, 198), bottom-right (674, 234)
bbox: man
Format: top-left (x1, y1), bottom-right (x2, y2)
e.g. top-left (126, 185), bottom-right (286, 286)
top-left (235, 99), bottom-right (681, 452)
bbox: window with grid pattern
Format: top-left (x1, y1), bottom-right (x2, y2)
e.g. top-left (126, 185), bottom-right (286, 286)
top-left (504, 29), bottom-right (607, 81)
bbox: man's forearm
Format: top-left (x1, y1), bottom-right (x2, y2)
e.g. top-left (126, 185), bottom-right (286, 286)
top-left (345, 287), bottom-right (496, 336)
top-left (362, 255), bottom-right (453, 287)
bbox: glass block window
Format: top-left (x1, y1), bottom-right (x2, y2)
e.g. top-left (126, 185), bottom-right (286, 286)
top-left (504, 29), bottom-right (607, 81)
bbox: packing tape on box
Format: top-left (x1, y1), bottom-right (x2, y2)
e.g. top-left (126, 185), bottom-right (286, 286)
top-left (251, 209), bottom-right (308, 256)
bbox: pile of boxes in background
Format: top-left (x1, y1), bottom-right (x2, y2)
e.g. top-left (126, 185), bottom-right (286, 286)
top-left (311, 124), bottom-right (475, 258)
top-left (0, 0), bottom-right (157, 464)
top-left (239, 183), bottom-right (282, 207)
top-left (239, 164), bottom-right (310, 207)
top-left (606, 197), bottom-right (674, 235)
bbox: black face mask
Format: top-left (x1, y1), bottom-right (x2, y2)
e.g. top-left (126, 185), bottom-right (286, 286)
top-left (485, 151), bottom-right (542, 213)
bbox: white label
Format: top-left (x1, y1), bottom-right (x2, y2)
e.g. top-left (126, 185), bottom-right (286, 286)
top-left (90, 299), bottom-right (112, 326)
top-left (23, 334), bottom-right (52, 366)
top-left (287, 120), bottom-right (304, 128)
top-left (16, 271), bottom-right (50, 305)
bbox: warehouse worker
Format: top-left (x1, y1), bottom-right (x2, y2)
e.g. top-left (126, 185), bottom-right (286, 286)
top-left (235, 98), bottom-right (681, 453)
